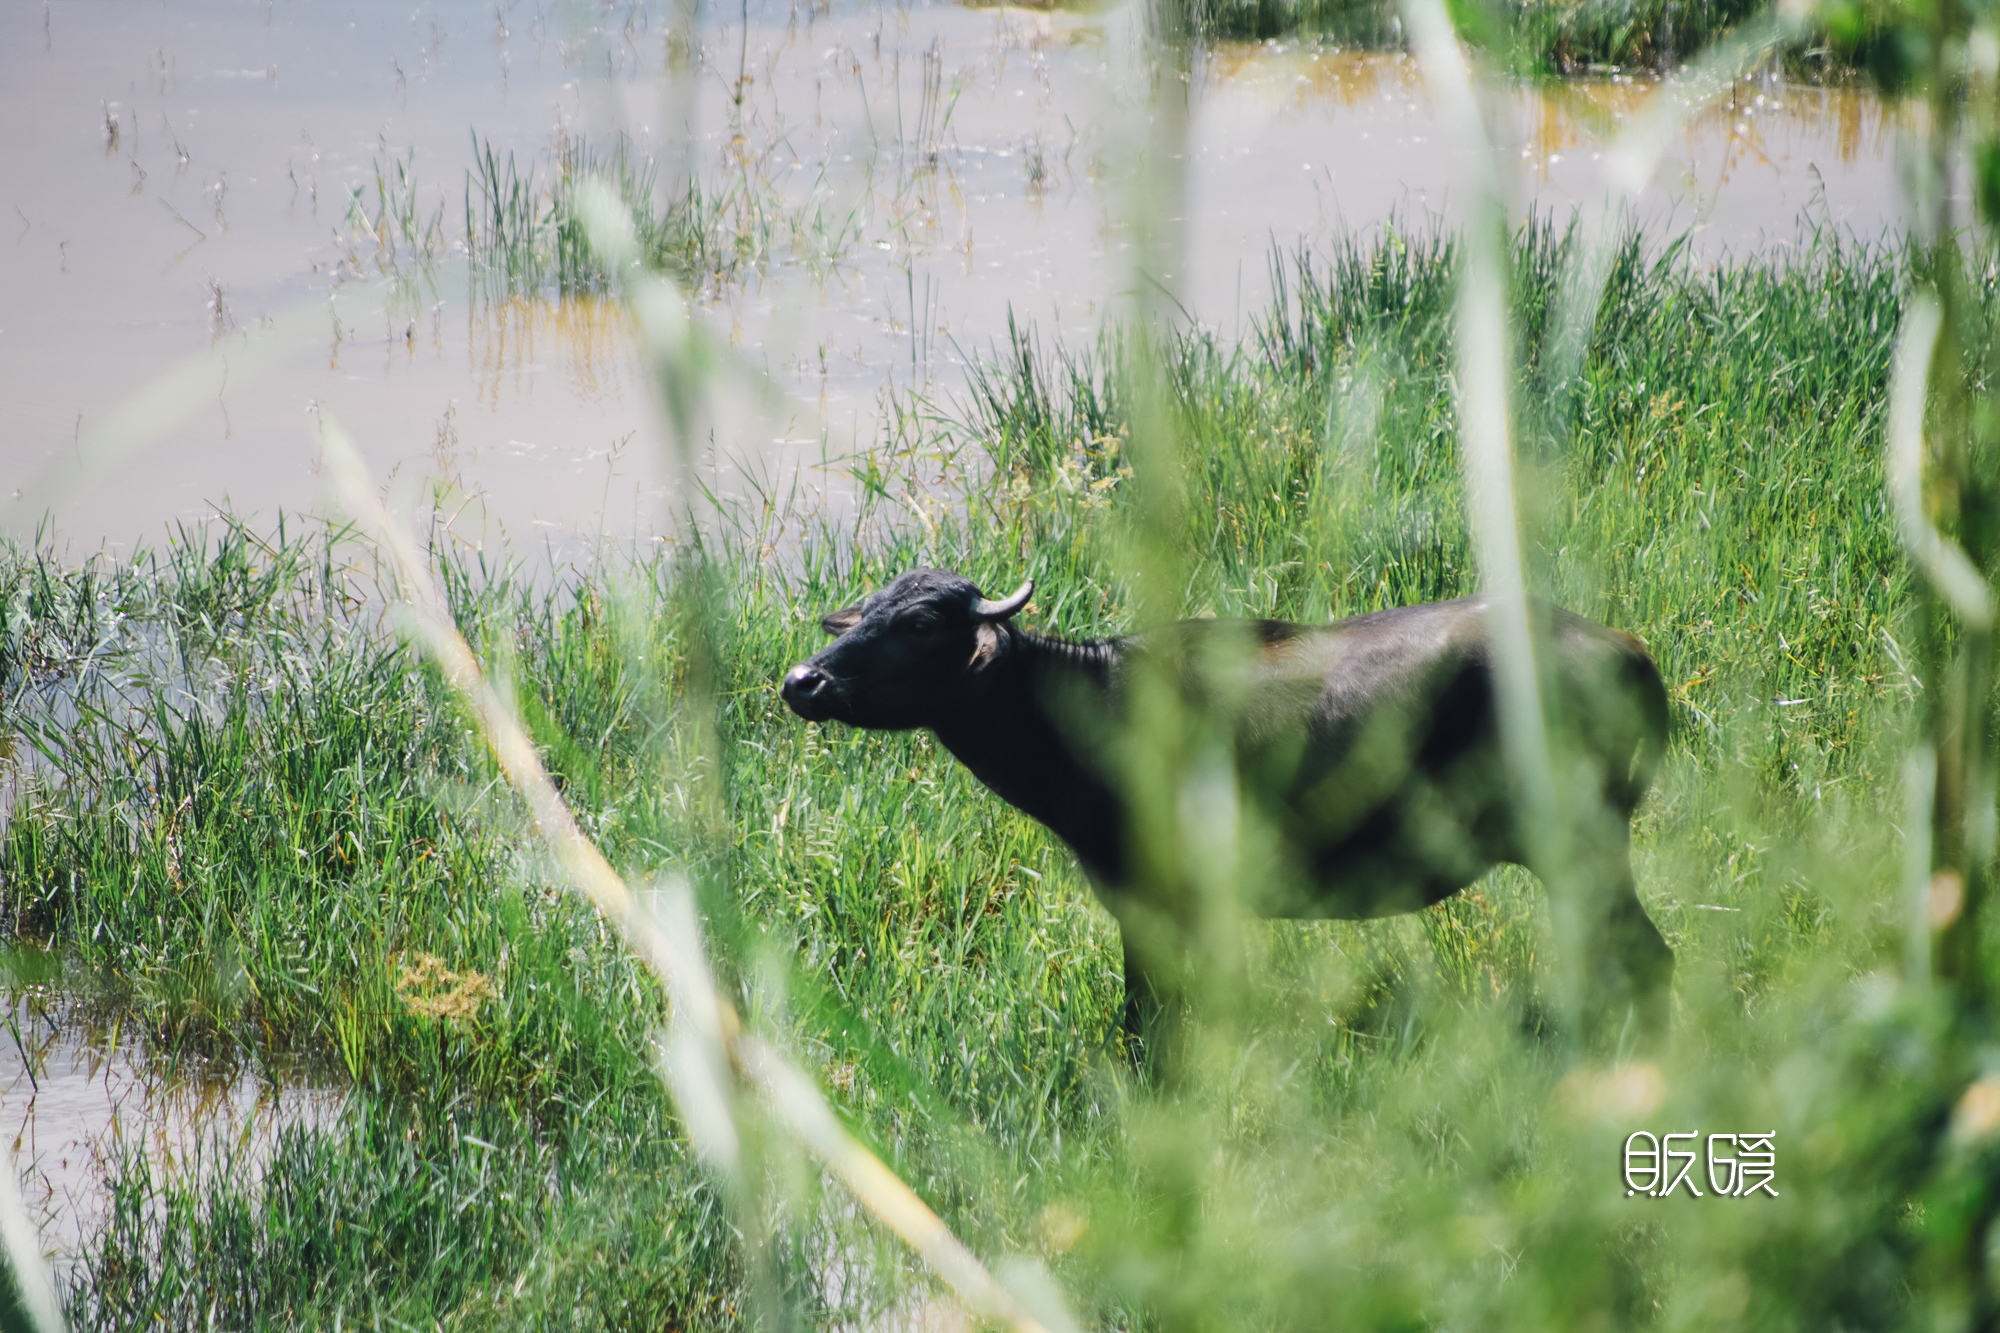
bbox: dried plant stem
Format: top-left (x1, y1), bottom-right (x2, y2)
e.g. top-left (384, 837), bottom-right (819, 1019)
top-left (320, 423), bottom-right (1053, 1333)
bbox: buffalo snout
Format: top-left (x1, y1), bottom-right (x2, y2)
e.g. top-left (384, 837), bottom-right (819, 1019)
top-left (781, 663), bottom-right (835, 720)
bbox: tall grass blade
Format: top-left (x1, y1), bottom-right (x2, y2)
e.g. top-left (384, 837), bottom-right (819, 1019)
top-left (0, 1150), bottom-right (64, 1333)
top-left (319, 409), bottom-right (1063, 1333)
top-left (1401, 0), bottom-right (1570, 1012)
top-left (1887, 297), bottom-right (1990, 630)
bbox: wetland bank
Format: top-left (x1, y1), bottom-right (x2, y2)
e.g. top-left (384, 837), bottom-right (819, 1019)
top-left (1, 0), bottom-right (1986, 1327)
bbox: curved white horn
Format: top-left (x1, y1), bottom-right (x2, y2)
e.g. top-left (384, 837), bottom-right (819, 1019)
top-left (972, 578), bottom-right (1033, 621)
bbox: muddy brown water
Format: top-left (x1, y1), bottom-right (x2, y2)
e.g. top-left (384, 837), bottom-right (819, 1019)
top-left (0, 0), bottom-right (1909, 1278)
top-left (2, 0), bottom-right (1905, 557)
top-left (3, 980), bottom-right (341, 1274)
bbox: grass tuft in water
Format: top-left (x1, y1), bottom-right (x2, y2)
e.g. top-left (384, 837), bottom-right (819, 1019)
top-left (332, 129), bottom-right (865, 301)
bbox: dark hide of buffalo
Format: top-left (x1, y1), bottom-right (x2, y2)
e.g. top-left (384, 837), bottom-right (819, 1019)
top-left (782, 568), bottom-right (1673, 1058)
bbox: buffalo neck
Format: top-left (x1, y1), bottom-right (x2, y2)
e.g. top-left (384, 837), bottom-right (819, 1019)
top-left (1011, 624), bottom-right (1121, 690)
top-left (928, 624), bottom-right (1127, 881)
top-left (954, 623), bottom-right (1120, 719)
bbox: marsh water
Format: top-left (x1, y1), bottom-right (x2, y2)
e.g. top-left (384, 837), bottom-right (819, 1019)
top-left (0, 0), bottom-right (1910, 1274)
top-left (3, 0), bottom-right (1905, 558)
top-left (3, 982), bottom-right (340, 1272)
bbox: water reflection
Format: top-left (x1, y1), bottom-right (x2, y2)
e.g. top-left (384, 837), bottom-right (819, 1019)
top-left (3, 982), bottom-right (339, 1269)
top-left (1205, 41), bottom-right (1427, 105)
top-left (1516, 65), bottom-right (1911, 182)
top-left (1205, 39), bottom-right (1908, 181)
top-left (465, 294), bottom-right (641, 414)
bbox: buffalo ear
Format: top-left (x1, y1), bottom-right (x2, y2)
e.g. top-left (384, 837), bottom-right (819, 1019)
top-left (969, 622), bottom-right (1001, 668)
top-left (820, 605), bottom-right (864, 636)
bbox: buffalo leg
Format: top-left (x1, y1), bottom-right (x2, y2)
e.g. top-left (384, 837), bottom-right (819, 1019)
top-left (1120, 932), bottom-right (1158, 1046)
top-left (1574, 824), bottom-right (1674, 1047)
top-left (1119, 930), bottom-right (1183, 1083)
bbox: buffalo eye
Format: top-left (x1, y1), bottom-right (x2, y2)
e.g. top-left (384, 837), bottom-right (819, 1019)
top-left (903, 612), bottom-right (944, 635)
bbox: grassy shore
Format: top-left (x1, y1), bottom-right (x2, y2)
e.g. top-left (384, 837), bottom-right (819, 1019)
top-left (5, 220), bottom-right (1983, 1328)
top-left (1194, 0), bottom-right (1842, 80)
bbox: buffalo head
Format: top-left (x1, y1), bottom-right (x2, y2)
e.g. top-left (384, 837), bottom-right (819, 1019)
top-left (780, 569), bottom-right (1033, 729)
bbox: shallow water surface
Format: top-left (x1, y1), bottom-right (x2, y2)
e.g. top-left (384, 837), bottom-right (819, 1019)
top-left (3, 986), bottom-right (339, 1270)
top-left (2, 0), bottom-right (1907, 557)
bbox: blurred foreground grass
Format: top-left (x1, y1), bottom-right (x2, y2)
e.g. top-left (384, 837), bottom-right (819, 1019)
top-left (5, 220), bottom-right (1991, 1329)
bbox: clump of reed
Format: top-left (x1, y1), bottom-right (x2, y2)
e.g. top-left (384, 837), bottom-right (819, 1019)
top-left (1191, 0), bottom-right (1834, 79)
top-left (461, 132), bottom-right (726, 295)
top-left (331, 130), bottom-right (864, 301)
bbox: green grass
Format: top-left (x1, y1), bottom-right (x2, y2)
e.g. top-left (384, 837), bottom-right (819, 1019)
top-left (8, 219), bottom-right (1995, 1329)
top-left (76, 1091), bottom-right (745, 1329)
top-left (459, 132), bottom-right (746, 297)
top-left (337, 130), bottom-right (863, 300)
top-left (1193, 0), bottom-right (1840, 80)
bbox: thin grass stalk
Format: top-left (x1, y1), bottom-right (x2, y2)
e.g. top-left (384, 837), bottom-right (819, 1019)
top-left (1125, 0), bottom-right (1196, 623)
top-left (1401, 0), bottom-right (1573, 1019)
top-left (1897, 0), bottom-right (2000, 1010)
top-left (1117, 0), bottom-right (1221, 1094)
top-left (0, 1148), bottom-right (64, 1333)
top-left (1887, 299), bottom-right (1990, 632)
top-left (1098, 8), bottom-right (1262, 1326)
top-left (318, 371), bottom-right (1057, 1333)
top-left (1887, 300), bottom-right (1982, 997)
top-left (1906, 746), bottom-right (1939, 985)
top-left (570, 144), bottom-right (783, 1318)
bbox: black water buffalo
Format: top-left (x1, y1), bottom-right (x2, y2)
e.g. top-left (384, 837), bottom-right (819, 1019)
top-left (781, 569), bottom-right (1673, 1055)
